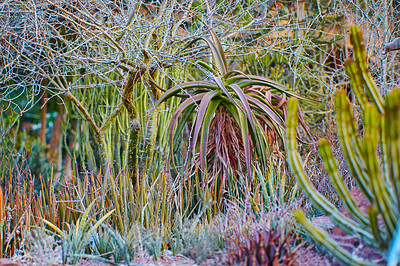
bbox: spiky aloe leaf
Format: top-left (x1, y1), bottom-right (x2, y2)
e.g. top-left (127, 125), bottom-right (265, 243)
top-left (237, 109), bottom-right (252, 178)
top-left (172, 105), bottom-right (196, 149)
top-left (294, 210), bottom-right (377, 266)
top-left (245, 94), bottom-right (285, 130)
top-left (214, 76), bottom-right (243, 113)
top-left (208, 28), bottom-right (228, 73)
top-left (154, 81), bottom-right (217, 107)
top-left (184, 24), bottom-right (227, 75)
top-left (42, 219), bottom-right (65, 238)
top-left (199, 37), bottom-right (227, 75)
top-left (169, 93), bottom-right (206, 150)
top-left (167, 93), bottom-right (206, 174)
top-left (223, 102), bottom-right (252, 177)
top-left (199, 99), bottom-right (222, 177)
top-left (154, 24), bottom-right (310, 184)
top-left (226, 74), bottom-right (312, 102)
top-left (197, 60), bottom-right (218, 75)
top-left (190, 90), bottom-right (220, 160)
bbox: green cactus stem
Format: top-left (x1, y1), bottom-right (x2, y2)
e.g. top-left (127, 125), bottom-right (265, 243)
top-left (286, 25), bottom-right (400, 265)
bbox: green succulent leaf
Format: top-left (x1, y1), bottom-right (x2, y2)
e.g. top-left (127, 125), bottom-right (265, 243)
top-left (350, 25), bottom-right (384, 113)
top-left (287, 26), bottom-right (400, 265)
top-left (287, 98), bottom-right (374, 243)
top-left (196, 60), bottom-right (218, 75)
top-left (191, 90), bottom-right (221, 157)
top-left (199, 37), bottom-right (227, 75)
top-left (226, 74), bottom-right (313, 102)
top-left (385, 89), bottom-right (400, 214)
top-left (335, 90), bottom-right (373, 202)
top-left (199, 99), bottom-right (222, 176)
top-left (344, 58), bottom-right (369, 111)
top-left (208, 28), bottom-right (228, 73)
top-left (318, 138), bottom-right (369, 227)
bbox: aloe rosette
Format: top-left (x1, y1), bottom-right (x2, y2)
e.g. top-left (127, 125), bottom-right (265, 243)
top-left (153, 27), bottom-right (310, 181)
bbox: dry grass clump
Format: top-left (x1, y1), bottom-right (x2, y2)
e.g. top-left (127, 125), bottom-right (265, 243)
top-left (12, 230), bottom-right (62, 265)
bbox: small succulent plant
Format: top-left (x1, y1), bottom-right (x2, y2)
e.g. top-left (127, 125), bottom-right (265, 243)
top-left (226, 227), bottom-right (298, 266)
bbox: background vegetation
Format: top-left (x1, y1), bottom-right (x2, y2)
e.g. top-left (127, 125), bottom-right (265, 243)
top-left (1, 0), bottom-right (400, 265)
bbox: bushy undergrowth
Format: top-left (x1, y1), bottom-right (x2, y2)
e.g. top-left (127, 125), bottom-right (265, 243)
top-left (0, 157), bottom-right (308, 265)
top-left (3, 1), bottom-right (398, 264)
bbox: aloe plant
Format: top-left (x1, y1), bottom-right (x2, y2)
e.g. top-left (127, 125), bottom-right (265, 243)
top-left (42, 201), bottom-right (114, 264)
top-left (153, 26), bottom-right (310, 182)
top-left (286, 25), bottom-right (400, 265)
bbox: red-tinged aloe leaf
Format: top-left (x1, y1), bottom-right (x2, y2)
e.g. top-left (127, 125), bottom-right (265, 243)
top-left (200, 37), bottom-right (227, 75)
top-left (274, 93), bottom-right (286, 109)
top-left (207, 29), bottom-right (228, 73)
top-left (238, 80), bottom-right (310, 100)
top-left (169, 93), bottom-right (205, 150)
top-left (230, 83), bottom-right (265, 159)
top-left (188, 90), bottom-right (220, 175)
top-left (245, 87), bottom-right (268, 99)
top-left (226, 74), bottom-right (282, 85)
top-left (274, 94), bottom-right (311, 140)
top-left (170, 105), bottom-right (196, 177)
top-left (237, 108), bottom-right (252, 179)
top-left (296, 107), bottom-right (313, 141)
top-left (214, 76), bottom-right (244, 113)
top-left (223, 103), bottom-right (252, 178)
top-left (265, 91), bottom-right (272, 103)
top-left (172, 105), bottom-right (196, 149)
top-left (196, 60), bottom-right (218, 75)
top-left (167, 94), bottom-right (205, 174)
top-left (266, 93), bottom-right (311, 141)
top-left (199, 99), bottom-right (222, 177)
top-left (155, 80), bottom-right (217, 105)
top-left (258, 113), bottom-right (285, 141)
top-left (223, 70), bottom-right (250, 79)
top-left (244, 85), bottom-right (263, 92)
top-left (252, 119), bottom-right (272, 166)
top-left (229, 84), bottom-right (256, 131)
top-left (245, 95), bottom-right (285, 130)
top-left (228, 75), bottom-right (313, 101)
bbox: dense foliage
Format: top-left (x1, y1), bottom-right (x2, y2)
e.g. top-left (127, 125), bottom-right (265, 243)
top-left (1, 0), bottom-right (400, 264)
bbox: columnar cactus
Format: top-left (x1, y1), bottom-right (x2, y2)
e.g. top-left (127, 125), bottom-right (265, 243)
top-left (286, 25), bottom-right (400, 265)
